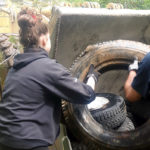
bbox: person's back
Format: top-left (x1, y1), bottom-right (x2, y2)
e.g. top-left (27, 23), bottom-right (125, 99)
top-left (0, 49), bottom-right (61, 149)
top-left (0, 7), bottom-right (98, 150)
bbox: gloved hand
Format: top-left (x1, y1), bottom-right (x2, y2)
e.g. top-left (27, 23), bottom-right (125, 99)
top-left (84, 64), bottom-right (100, 83)
top-left (128, 57), bottom-right (139, 72)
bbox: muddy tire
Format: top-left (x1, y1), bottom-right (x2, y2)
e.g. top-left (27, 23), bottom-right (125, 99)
top-left (117, 117), bottom-right (135, 132)
top-left (90, 93), bottom-right (126, 129)
top-left (62, 40), bottom-right (150, 150)
top-left (71, 142), bottom-right (87, 150)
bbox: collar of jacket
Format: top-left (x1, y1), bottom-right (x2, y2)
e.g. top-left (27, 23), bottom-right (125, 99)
top-left (13, 47), bottom-right (49, 70)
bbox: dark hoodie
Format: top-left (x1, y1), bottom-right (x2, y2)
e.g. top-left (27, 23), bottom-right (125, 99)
top-left (0, 48), bottom-right (95, 149)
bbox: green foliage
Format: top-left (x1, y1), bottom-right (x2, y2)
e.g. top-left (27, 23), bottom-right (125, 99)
top-left (9, 35), bottom-right (23, 53)
top-left (60, 0), bottom-right (150, 9)
top-left (0, 53), bottom-right (3, 63)
top-left (10, 0), bottom-right (150, 9)
top-left (139, 0), bottom-right (150, 10)
top-left (9, 35), bottom-right (18, 45)
top-left (96, 0), bottom-right (150, 9)
top-left (51, 0), bottom-right (150, 9)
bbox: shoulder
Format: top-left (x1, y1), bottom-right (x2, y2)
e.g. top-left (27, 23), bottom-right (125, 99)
top-left (35, 57), bottom-right (57, 68)
top-left (142, 52), bottom-right (150, 63)
top-left (139, 52), bottom-right (150, 70)
top-left (41, 58), bottom-right (66, 70)
top-left (39, 58), bottom-right (71, 77)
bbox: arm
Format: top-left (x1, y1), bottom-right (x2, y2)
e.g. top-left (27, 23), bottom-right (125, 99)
top-left (42, 61), bottom-right (95, 104)
top-left (125, 54), bottom-right (150, 102)
top-left (124, 70), bottom-right (141, 102)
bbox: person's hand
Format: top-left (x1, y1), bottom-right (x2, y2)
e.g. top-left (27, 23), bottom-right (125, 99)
top-left (84, 64), bottom-right (100, 90)
top-left (84, 64), bottom-right (100, 83)
top-left (128, 57), bottom-right (139, 72)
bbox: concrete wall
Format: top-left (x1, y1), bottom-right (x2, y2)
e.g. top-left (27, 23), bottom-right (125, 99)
top-left (49, 7), bottom-right (150, 68)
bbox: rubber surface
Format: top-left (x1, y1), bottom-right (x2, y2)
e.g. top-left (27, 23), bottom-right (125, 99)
top-left (90, 93), bottom-right (126, 129)
top-left (117, 117), bottom-right (135, 132)
top-left (62, 40), bottom-right (150, 150)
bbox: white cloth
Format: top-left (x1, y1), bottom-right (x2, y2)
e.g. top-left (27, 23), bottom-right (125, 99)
top-left (88, 96), bottom-right (109, 110)
top-left (86, 76), bottom-right (95, 90)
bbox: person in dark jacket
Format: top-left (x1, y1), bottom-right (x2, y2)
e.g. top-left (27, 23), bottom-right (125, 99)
top-left (124, 56), bottom-right (150, 123)
top-left (0, 7), bottom-right (98, 150)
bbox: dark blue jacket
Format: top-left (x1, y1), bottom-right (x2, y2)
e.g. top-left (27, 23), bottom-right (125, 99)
top-left (0, 48), bottom-right (95, 149)
top-left (132, 52), bottom-right (150, 99)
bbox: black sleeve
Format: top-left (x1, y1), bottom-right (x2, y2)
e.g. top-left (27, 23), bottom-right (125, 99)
top-left (42, 60), bottom-right (95, 104)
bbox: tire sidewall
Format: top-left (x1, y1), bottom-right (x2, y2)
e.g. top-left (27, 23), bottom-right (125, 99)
top-left (63, 40), bottom-right (150, 150)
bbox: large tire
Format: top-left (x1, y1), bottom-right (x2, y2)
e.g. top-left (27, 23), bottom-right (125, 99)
top-left (62, 40), bottom-right (150, 150)
top-left (90, 93), bottom-right (126, 129)
top-left (71, 142), bottom-right (87, 150)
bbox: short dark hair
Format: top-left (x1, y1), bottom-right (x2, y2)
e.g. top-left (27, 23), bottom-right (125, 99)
top-left (17, 7), bottom-right (49, 49)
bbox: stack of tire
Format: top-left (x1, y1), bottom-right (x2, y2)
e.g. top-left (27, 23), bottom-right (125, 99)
top-left (88, 93), bottom-right (135, 131)
top-left (80, 2), bottom-right (100, 8)
top-left (62, 40), bottom-right (150, 150)
top-left (106, 3), bottom-right (124, 9)
top-left (59, 2), bottom-right (72, 7)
